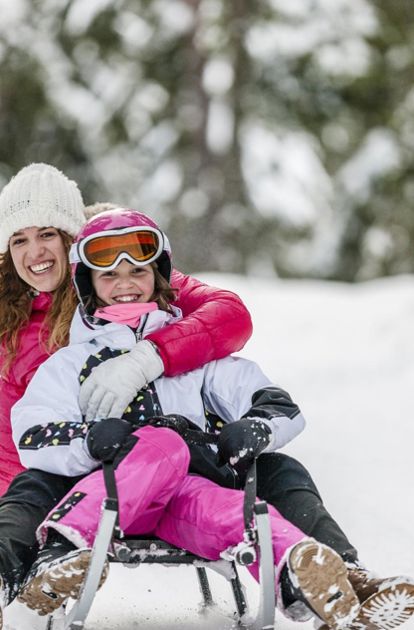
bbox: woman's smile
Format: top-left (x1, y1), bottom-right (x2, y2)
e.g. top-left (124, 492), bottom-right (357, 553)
top-left (29, 260), bottom-right (55, 274)
top-left (9, 227), bottom-right (67, 292)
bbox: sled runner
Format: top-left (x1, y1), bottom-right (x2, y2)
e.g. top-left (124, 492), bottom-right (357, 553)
top-left (45, 459), bottom-right (276, 630)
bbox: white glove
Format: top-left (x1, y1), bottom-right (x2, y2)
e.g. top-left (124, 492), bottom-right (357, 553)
top-left (79, 340), bottom-right (164, 422)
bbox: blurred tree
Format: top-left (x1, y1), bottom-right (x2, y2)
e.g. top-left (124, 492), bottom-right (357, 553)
top-left (331, 0), bottom-right (414, 280)
top-left (0, 0), bottom-right (413, 279)
top-left (0, 12), bottom-right (96, 199)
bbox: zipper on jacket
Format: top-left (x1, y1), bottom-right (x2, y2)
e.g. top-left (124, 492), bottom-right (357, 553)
top-left (134, 313), bottom-right (149, 341)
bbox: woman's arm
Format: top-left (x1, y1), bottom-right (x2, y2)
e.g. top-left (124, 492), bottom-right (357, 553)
top-left (147, 270), bottom-right (253, 376)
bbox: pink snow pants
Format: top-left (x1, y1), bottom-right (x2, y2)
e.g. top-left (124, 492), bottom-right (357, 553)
top-left (39, 426), bottom-right (305, 582)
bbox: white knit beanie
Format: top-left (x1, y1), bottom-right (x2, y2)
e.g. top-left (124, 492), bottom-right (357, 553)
top-left (0, 163), bottom-right (86, 253)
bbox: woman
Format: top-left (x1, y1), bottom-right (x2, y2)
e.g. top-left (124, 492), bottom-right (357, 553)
top-left (0, 164), bottom-right (252, 494)
top-left (0, 163), bottom-right (85, 491)
top-left (13, 207), bottom-right (360, 630)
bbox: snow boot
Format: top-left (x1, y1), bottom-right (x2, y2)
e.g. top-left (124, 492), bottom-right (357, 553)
top-left (346, 566), bottom-right (414, 629)
top-left (18, 536), bottom-right (108, 615)
top-left (281, 540), bottom-right (360, 629)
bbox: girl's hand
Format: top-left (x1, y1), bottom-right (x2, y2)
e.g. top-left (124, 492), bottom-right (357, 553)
top-left (86, 418), bottom-right (133, 462)
top-left (216, 418), bottom-right (272, 474)
top-left (79, 340), bottom-right (164, 422)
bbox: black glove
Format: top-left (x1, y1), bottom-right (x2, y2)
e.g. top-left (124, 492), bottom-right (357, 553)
top-left (216, 418), bottom-right (272, 474)
top-left (147, 414), bottom-right (189, 436)
top-left (86, 418), bottom-right (134, 462)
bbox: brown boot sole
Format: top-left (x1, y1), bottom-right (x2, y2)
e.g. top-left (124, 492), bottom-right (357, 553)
top-left (349, 580), bottom-right (414, 630)
top-left (289, 541), bottom-right (360, 630)
top-left (18, 550), bottom-right (108, 616)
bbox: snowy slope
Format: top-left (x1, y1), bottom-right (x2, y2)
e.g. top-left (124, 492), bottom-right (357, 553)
top-left (3, 274), bottom-right (414, 630)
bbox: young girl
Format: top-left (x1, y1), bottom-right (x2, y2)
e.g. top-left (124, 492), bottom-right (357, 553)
top-left (12, 208), bottom-right (360, 630)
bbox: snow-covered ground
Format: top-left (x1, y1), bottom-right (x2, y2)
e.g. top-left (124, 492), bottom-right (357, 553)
top-left (3, 274), bottom-right (414, 630)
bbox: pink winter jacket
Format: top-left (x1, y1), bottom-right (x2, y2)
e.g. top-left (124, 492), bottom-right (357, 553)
top-left (0, 292), bottom-right (53, 493)
top-left (0, 270), bottom-right (253, 495)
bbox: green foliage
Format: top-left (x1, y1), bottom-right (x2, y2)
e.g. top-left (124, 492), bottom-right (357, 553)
top-left (0, 0), bottom-right (413, 280)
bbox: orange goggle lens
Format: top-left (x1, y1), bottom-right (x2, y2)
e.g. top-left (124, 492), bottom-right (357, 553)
top-left (83, 231), bottom-right (160, 268)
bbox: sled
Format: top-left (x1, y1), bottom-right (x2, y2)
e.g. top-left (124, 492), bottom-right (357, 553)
top-left (45, 460), bottom-right (276, 630)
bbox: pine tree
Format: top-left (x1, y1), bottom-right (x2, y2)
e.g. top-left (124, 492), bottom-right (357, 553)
top-left (0, 0), bottom-right (413, 279)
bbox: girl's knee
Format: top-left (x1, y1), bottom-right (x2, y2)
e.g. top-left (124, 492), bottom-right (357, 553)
top-left (134, 425), bottom-right (190, 473)
top-left (156, 427), bottom-right (191, 471)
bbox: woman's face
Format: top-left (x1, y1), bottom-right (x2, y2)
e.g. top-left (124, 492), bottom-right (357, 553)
top-left (9, 226), bottom-right (68, 292)
top-left (92, 259), bottom-right (155, 306)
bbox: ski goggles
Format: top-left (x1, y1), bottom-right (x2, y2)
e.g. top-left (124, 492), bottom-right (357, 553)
top-left (70, 226), bottom-right (164, 271)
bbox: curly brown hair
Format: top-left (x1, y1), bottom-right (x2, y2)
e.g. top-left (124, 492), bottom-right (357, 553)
top-left (0, 231), bottom-right (78, 376)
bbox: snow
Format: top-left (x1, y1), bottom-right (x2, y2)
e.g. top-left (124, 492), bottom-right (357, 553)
top-left (203, 58), bottom-right (234, 96)
top-left (242, 126), bottom-right (333, 226)
top-left (65, 0), bottom-right (114, 36)
top-left (246, 0), bottom-right (377, 62)
top-left (206, 99), bottom-right (234, 155)
top-left (338, 128), bottom-right (402, 203)
top-left (3, 273), bottom-right (414, 629)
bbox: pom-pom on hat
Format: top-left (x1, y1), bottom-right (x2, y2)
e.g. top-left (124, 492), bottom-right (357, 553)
top-left (0, 163), bottom-right (85, 252)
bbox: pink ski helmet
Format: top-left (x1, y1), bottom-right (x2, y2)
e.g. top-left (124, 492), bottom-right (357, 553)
top-left (70, 207), bottom-right (172, 313)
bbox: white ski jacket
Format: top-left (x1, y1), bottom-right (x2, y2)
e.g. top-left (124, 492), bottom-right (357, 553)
top-left (12, 307), bottom-right (305, 477)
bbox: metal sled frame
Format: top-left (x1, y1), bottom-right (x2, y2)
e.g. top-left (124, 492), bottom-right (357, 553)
top-left (46, 497), bottom-right (276, 630)
top-left (46, 453), bottom-right (275, 629)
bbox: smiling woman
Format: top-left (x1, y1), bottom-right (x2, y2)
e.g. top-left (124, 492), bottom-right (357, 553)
top-left (9, 226), bottom-right (69, 293)
top-left (0, 163), bottom-right (85, 487)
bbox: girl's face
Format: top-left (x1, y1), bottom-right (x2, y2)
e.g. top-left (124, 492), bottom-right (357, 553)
top-left (9, 226), bottom-right (68, 293)
top-left (91, 259), bottom-right (155, 306)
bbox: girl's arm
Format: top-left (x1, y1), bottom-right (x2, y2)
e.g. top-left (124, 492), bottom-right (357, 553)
top-left (202, 356), bottom-right (306, 452)
top-left (11, 351), bottom-right (98, 477)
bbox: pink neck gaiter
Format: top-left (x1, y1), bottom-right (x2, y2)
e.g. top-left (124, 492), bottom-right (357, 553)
top-left (94, 302), bottom-right (158, 328)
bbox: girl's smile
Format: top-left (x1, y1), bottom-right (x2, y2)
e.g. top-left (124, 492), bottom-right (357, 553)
top-left (91, 259), bottom-right (155, 306)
